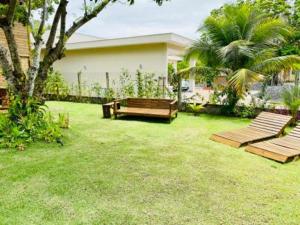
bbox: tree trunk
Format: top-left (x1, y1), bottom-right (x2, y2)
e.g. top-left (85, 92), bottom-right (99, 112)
top-left (177, 74), bottom-right (182, 111)
top-left (33, 63), bottom-right (51, 99)
top-left (26, 40), bottom-right (43, 97)
top-left (0, 44), bottom-right (15, 90)
top-left (295, 71), bottom-right (300, 87)
top-left (1, 25), bottom-right (27, 97)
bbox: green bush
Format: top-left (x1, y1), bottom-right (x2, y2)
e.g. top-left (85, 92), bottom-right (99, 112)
top-left (119, 69), bottom-right (135, 98)
top-left (187, 103), bottom-right (205, 116)
top-left (282, 86), bottom-right (300, 125)
top-left (233, 104), bottom-right (257, 118)
top-left (45, 69), bottom-right (69, 99)
top-left (0, 96), bottom-right (63, 149)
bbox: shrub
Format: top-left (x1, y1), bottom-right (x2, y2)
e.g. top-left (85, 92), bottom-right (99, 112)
top-left (91, 82), bottom-right (103, 98)
top-left (187, 103), bottom-right (205, 116)
top-left (45, 69), bottom-right (69, 99)
top-left (234, 104), bottom-right (257, 118)
top-left (282, 86), bottom-right (300, 125)
top-left (144, 73), bottom-right (157, 98)
top-left (119, 69), bottom-right (135, 98)
top-left (58, 113), bottom-right (70, 129)
top-left (0, 96), bottom-right (63, 149)
top-left (136, 69), bottom-right (144, 97)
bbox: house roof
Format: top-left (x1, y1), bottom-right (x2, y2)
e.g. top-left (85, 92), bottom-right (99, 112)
top-left (66, 33), bottom-right (104, 43)
top-left (41, 32), bottom-right (103, 45)
top-left (63, 33), bottom-right (194, 51)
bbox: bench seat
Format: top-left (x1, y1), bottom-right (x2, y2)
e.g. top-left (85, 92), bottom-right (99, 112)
top-left (116, 107), bottom-right (177, 118)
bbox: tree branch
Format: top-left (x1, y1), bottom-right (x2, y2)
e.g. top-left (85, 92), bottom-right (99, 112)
top-left (45, 0), bottom-right (65, 52)
top-left (36, 0), bottom-right (47, 40)
top-left (65, 0), bottom-right (111, 38)
top-left (2, 25), bottom-right (24, 78)
top-left (27, 0), bottom-right (48, 96)
top-left (0, 44), bottom-right (15, 89)
top-left (7, 0), bottom-right (18, 25)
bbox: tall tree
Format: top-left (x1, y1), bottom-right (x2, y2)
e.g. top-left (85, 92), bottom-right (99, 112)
top-left (0, 0), bottom-right (168, 100)
top-left (186, 3), bottom-right (300, 110)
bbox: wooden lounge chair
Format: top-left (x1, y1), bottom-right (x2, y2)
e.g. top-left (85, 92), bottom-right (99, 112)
top-left (210, 112), bottom-right (292, 148)
top-left (246, 125), bottom-right (300, 163)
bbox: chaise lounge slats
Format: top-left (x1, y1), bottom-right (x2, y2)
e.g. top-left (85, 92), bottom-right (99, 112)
top-left (246, 125), bottom-right (300, 163)
top-left (210, 112), bottom-right (292, 148)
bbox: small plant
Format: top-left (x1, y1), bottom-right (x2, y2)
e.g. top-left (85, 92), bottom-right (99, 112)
top-left (282, 86), bottom-right (300, 125)
top-left (136, 69), bottom-right (145, 97)
top-left (144, 73), bottom-right (157, 98)
top-left (45, 69), bottom-right (69, 99)
top-left (91, 82), bottom-right (103, 97)
top-left (187, 103), bottom-right (204, 116)
top-left (135, 70), bottom-right (165, 99)
top-left (104, 88), bottom-right (115, 102)
top-left (58, 113), bottom-right (70, 129)
top-left (119, 69), bottom-right (135, 98)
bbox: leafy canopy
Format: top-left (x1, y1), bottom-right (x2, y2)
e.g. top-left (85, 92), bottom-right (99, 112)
top-left (187, 3), bottom-right (300, 96)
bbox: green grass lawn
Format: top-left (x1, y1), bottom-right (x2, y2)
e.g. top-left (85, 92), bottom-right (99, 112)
top-left (1, 102), bottom-right (300, 225)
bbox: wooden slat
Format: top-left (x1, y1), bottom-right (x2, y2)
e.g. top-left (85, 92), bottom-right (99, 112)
top-left (213, 127), bottom-right (275, 147)
top-left (246, 145), bottom-right (290, 163)
top-left (127, 98), bottom-right (172, 109)
top-left (257, 112), bottom-right (291, 120)
top-left (251, 118), bottom-right (288, 127)
top-left (249, 123), bottom-right (281, 133)
top-left (270, 138), bottom-right (300, 150)
top-left (210, 134), bottom-right (242, 148)
top-left (288, 125), bottom-right (300, 139)
top-left (257, 142), bottom-right (300, 156)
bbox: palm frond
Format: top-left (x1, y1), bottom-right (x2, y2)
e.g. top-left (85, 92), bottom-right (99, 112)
top-left (185, 36), bottom-right (221, 67)
top-left (253, 55), bottom-right (300, 74)
top-left (251, 18), bottom-right (292, 46)
top-left (228, 68), bottom-right (264, 96)
top-left (218, 40), bottom-right (255, 66)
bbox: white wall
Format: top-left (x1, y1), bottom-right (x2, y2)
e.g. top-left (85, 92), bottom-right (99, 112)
top-left (53, 43), bottom-right (168, 89)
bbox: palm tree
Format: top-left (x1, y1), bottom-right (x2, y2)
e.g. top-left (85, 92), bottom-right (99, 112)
top-left (187, 3), bottom-right (300, 98)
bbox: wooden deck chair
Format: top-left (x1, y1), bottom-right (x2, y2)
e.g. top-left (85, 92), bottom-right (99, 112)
top-left (246, 125), bottom-right (300, 163)
top-left (210, 112), bottom-right (292, 148)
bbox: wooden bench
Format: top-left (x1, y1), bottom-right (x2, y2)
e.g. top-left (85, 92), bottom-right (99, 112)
top-left (210, 112), bottom-right (292, 148)
top-left (113, 98), bottom-right (178, 122)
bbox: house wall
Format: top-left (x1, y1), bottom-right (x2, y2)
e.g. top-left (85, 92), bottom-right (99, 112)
top-left (0, 23), bottom-right (30, 88)
top-left (52, 43), bottom-right (168, 89)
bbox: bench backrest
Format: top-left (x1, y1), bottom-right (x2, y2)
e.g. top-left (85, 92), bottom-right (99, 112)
top-left (248, 112), bottom-right (292, 135)
top-left (126, 98), bottom-right (173, 109)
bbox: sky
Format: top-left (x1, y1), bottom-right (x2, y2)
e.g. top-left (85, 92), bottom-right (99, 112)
top-left (68, 0), bottom-right (233, 40)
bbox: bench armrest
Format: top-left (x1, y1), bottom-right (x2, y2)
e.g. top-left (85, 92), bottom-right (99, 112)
top-left (169, 100), bottom-right (178, 115)
top-left (113, 100), bottom-right (121, 114)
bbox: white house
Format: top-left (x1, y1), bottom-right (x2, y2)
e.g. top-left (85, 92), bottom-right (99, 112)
top-left (51, 33), bottom-right (193, 90)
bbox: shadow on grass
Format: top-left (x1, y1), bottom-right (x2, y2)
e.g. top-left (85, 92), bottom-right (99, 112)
top-left (113, 115), bottom-right (174, 124)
